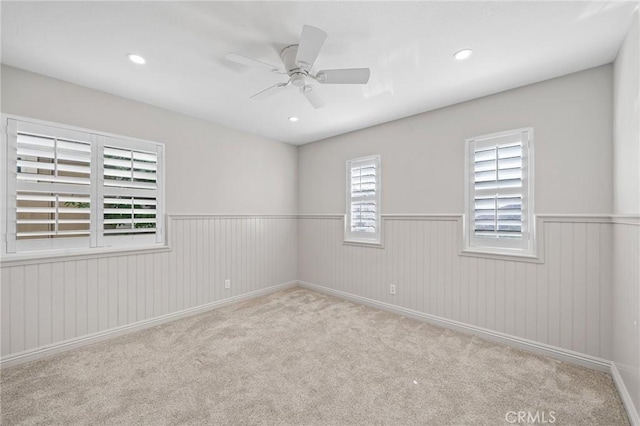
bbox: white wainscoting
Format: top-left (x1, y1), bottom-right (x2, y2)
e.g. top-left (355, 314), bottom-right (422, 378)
top-left (298, 215), bottom-right (613, 360)
top-left (612, 218), bottom-right (640, 425)
top-left (0, 215), bottom-right (298, 362)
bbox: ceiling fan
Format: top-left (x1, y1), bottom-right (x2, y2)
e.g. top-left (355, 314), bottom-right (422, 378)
top-left (225, 25), bottom-right (370, 109)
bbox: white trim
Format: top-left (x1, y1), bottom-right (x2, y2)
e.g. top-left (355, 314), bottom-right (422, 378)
top-left (0, 214), bottom-right (303, 266)
top-left (1, 114), bottom-right (166, 148)
top-left (298, 213), bottom-right (633, 223)
top-left (464, 127), bottom-right (535, 255)
top-left (343, 240), bottom-right (384, 249)
top-left (611, 362), bottom-right (640, 426)
top-left (0, 244), bottom-right (170, 267)
top-left (297, 280), bottom-right (611, 372)
top-left (537, 214), bottom-right (613, 223)
top-left (0, 280), bottom-right (298, 368)
top-left (2, 114), bottom-right (166, 256)
top-left (381, 214), bottom-right (461, 221)
top-left (170, 214), bottom-right (299, 219)
top-left (611, 215), bottom-right (640, 226)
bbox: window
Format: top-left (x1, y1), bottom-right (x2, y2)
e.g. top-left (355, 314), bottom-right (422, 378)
top-left (464, 128), bottom-right (534, 255)
top-left (345, 155), bottom-right (381, 244)
top-left (3, 117), bottom-right (165, 255)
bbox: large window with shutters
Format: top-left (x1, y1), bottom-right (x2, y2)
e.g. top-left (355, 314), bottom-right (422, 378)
top-left (464, 128), bottom-right (534, 255)
top-left (345, 155), bottom-right (381, 244)
top-left (3, 116), bottom-right (164, 255)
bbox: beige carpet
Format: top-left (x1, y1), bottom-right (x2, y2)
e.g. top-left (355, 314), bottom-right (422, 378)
top-left (0, 287), bottom-right (629, 425)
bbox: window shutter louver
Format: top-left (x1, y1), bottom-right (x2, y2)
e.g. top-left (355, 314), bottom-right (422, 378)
top-left (346, 155), bottom-right (381, 244)
top-left (473, 141), bottom-right (523, 239)
top-left (5, 118), bottom-right (165, 254)
top-left (12, 123), bottom-right (93, 249)
top-left (466, 128), bottom-right (533, 254)
top-left (101, 142), bottom-right (160, 242)
top-left (350, 163), bottom-right (377, 233)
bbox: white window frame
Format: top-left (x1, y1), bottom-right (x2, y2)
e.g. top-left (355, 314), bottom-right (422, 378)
top-left (1, 114), bottom-right (165, 258)
top-left (345, 155), bottom-right (381, 245)
top-left (464, 127), bottom-right (535, 257)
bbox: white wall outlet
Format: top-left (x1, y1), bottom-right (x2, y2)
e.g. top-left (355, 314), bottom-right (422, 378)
top-left (224, 279), bottom-right (231, 289)
top-left (390, 284), bottom-right (396, 295)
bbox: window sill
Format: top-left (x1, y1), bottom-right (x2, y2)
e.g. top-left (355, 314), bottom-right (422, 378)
top-left (0, 244), bottom-right (170, 267)
top-left (460, 248), bottom-right (541, 263)
top-left (343, 240), bottom-right (384, 249)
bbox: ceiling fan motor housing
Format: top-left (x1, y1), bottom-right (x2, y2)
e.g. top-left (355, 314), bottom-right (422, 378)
top-left (281, 45), bottom-right (308, 87)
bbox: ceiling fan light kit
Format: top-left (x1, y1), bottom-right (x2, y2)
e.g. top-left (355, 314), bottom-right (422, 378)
top-left (225, 25), bottom-right (371, 109)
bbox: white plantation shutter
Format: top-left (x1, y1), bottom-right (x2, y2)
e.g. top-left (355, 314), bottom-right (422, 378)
top-left (5, 117), bottom-right (165, 254)
top-left (465, 128), bottom-right (534, 254)
top-left (99, 137), bottom-right (163, 246)
top-left (8, 120), bottom-right (94, 252)
top-left (346, 155), bottom-right (381, 243)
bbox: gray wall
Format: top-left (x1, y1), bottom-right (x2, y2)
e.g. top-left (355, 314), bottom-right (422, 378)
top-left (298, 65), bottom-right (613, 215)
top-left (0, 66), bottom-right (298, 362)
top-left (1, 65), bottom-right (298, 215)
top-left (297, 66), bottom-right (616, 361)
top-left (612, 9), bottom-right (640, 417)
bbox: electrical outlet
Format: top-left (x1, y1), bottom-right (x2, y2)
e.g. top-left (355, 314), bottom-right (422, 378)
top-left (224, 279), bottom-right (231, 289)
top-left (390, 284), bottom-right (396, 295)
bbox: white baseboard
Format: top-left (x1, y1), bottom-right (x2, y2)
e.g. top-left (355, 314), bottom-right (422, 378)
top-left (611, 362), bottom-right (640, 426)
top-left (298, 281), bottom-right (611, 372)
top-left (0, 280), bottom-right (297, 369)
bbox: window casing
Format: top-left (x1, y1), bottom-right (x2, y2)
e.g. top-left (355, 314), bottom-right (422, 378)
top-left (464, 128), bottom-right (534, 256)
top-left (3, 116), bottom-right (165, 255)
top-left (345, 155), bottom-right (381, 244)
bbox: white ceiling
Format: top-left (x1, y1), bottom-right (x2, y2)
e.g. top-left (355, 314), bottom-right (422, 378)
top-left (1, 1), bottom-right (637, 145)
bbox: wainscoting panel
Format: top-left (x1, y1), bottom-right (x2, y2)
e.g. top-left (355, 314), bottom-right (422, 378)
top-left (612, 220), bottom-right (640, 422)
top-left (298, 215), bottom-right (613, 359)
top-left (0, 215), bottom-right (298, 358)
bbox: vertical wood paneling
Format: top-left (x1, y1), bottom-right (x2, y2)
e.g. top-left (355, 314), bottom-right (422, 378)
top-left (1, 216), bottom-right (297, 358)
top-left (297, 216), bottom-right (617, 359)
top-left (75, 260), bottom-right (88, 338)
top-left (24, 265), bottom-right (39, 350)
top-left (51, 262), bottom-right (65, 342)
top-left (145, 254), bottom-right (154, 319)
top-left (503, 261), bottom-right (515, 336)
top-left (9, 266), bottom-right (25, 353)
top-left (37, 263), bottom-right (52, 347)
top-left (64, 262), bottom-right (77, 340)
top-left (600, 223), bottom-right (613, 359)
top-left (107, 257), bottom-right (118, 329)
top-left (96, 258), bottom-right (108, 332)
top-left (0, 216), bottom-right (617, 361)
top-left (525, 263), bottom-right (537, 341)
top-left (573, 223), bottom-right (587, 355)
top-left (1, 267), bottom-right (12, 356)
top-left (559, 224), bottom-right (573, 349)
top-left (87, 259), bottom-right (98, 334)
top-left (546, 223), bottom-right (561, 348)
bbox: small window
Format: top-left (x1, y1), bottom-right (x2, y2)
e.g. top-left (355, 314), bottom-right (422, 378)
top-left (464, 128), bottom-right (534, 255)
top-left (4, 117), bottom-right (165, 255)
top-left (345, 155), bottom-right (381, 244)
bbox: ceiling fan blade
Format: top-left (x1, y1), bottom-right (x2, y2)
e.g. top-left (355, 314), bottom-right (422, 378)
top-left (226, 52), bottom-right (283, 73)
top-left (250, 82), bottom-right (289, 100)
top-left (316, 68), bottom-right (370, 84)
top-left (295, 25), bottom-right (327, 70)
top-left (301, 85), bottom-right (326, 109)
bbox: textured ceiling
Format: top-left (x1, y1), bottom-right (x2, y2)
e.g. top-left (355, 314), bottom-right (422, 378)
top-left (1, 1), bottom-right (637, 144)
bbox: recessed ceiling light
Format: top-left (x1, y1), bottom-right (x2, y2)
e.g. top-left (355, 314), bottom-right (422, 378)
top-left (453, 49), bottom-right (473, 61)
top-left (127, 54), bottom-right (146, 65)
top-left (288, 116), bottom-right (299, 122)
